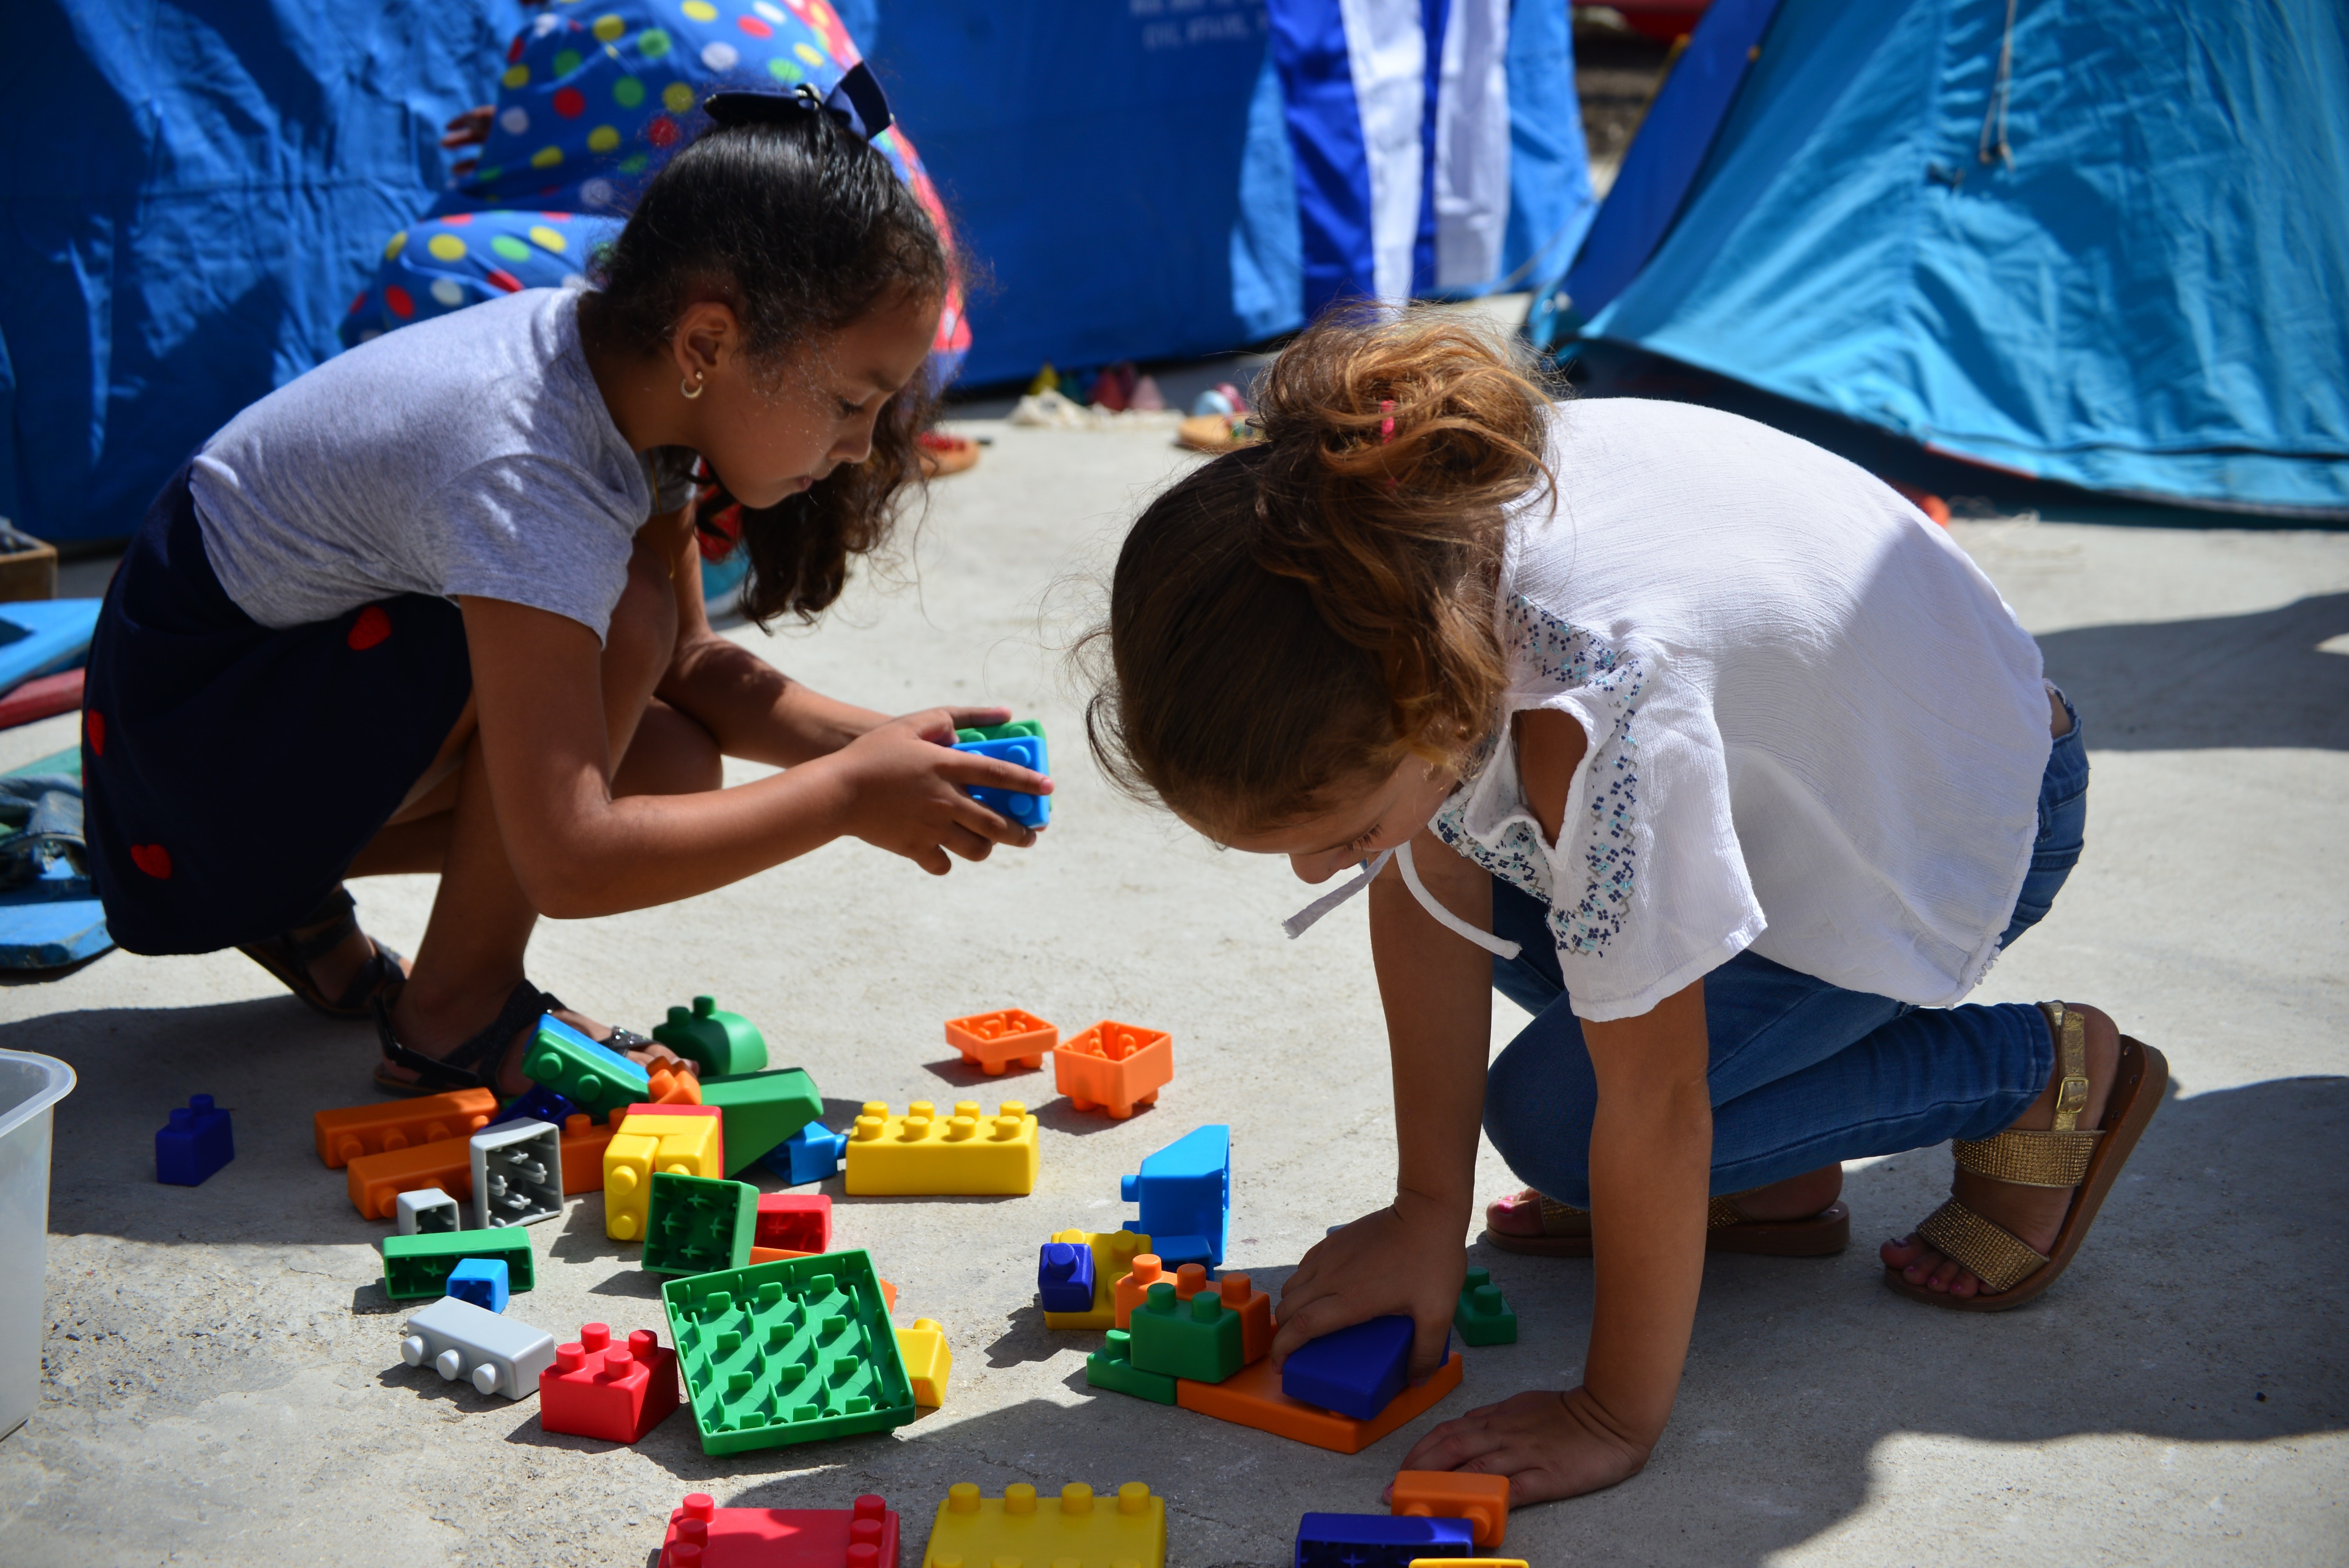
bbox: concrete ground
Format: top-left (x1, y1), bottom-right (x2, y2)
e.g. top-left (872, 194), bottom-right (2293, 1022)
top-left (0, 419), bottom-right (2343, 1566)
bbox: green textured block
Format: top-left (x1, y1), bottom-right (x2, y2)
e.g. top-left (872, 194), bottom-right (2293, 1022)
top-left (662, 1249), bottom-right (917, 1455)
top-left (1454, 1267), bottom-right (1517, 1345)
top-left (643, 1171), bottom-right (759, 1277)
top-left (1127, 1279), bottom-right (1243, 1383)
top-left (652, 995), bottom-right (768, 1077)
top-left (697, 1066), bottom-right (823, 1174)
top-left (952, 718), bottom-right (1044, 744)
top-left (381, 1228), bottom-right (536, 1301)
top-left (1085, 1329), bottom-right (1177, 1404)
top-left (521, 1016), bottom-right (649, 1119)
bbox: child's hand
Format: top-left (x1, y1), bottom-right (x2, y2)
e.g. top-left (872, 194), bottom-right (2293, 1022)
top-left (1387, 1386), bottom-right (1651, 1506)
top-left (1271, 1191), bottom-right (1464, 1380)
top-left (831, 707), bottom-right (1052, 874)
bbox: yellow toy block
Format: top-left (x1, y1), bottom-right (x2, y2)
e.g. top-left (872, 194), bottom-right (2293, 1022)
top-left (897, 1317), bottom-right (952, 1407)
top-left (1042, 1229), bottom-right (1153, 1329)
top-left (602, 1109), bottom-right (724, 1240)
top-left (843, 1100), bottom-right (1039, 1196)
top-left (923, 1481), bottom-right (1164, 1568)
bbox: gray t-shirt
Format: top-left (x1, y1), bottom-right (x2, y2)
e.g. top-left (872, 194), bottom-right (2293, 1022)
top-left (190, 287), bottom-right (693, 642)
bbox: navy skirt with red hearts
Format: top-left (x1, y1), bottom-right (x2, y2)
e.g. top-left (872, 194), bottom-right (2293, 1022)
top-left (83, 465), bottom-right (474, 955)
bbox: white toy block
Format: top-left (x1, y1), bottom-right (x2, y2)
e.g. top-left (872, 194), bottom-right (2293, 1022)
top-left (395, 1187), bottom-right (462, 1237)
top-left (399, 1295), bottom-right (555, 1399)
top-left (469, 1119), bottom-right (562, 1228)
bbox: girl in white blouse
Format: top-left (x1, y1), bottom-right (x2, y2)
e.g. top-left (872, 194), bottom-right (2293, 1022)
top-left (1084, 309), bottom-right (2166, 1509)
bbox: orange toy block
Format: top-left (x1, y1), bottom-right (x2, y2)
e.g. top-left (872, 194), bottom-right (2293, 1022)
top-left (558, 1114), bottom-right (615, 1196)
top-left (346, 1138), bottom-right (472, 1220)
top-left (1214, 1270), bottom-right (1274, 1365)
top-left (313, 1089), bottom-right (495, 1169)
top-left (1392, 1471), bottom-right (1510, 1547)
top-left (1052, 1020), bottom-right (1173, 1118)
top-left (645, 1062), bottom-right (702, 1105)
top-left (1175, 1351), bottom-right (1463, 1454)
top-left (1114, 1254), bottom-right (1168, 1330)
top-left (747, 1246), bottom-right (813, 1265)
top-left (945, 1008), bottom-right (1057, 1074)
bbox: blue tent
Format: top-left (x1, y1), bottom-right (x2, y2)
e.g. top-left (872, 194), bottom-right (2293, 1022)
top-left (1533, 0), bottom-right (2349, 518)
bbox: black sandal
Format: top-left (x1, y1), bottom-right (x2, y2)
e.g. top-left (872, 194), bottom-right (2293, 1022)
top-left (372, 980), bottom-right (661, 1098)
top-left (238, 885), bottom-right (407, 1020)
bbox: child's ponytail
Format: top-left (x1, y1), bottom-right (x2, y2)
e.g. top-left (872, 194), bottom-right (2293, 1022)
top-left (1087, 307), bottom-right (1556, 835)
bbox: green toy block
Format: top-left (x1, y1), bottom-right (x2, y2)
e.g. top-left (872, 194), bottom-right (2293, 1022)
top-left (696, 1066), bottom-right (824, 1175)
top-left (521, 1015), bottom-right (649, 1119)
top-left (380, 1227), bottom-right (536, 1301)
top-left (953, 718), bottom-right (1044, 744)
top-left (652, 995), bottom-right (769, 1077)
top-left (1127, 1279), bottom-right (1243, 1383)
top-left (643, 1171), bottom-right (759, 1277)
top-left (662, 1249), bottom-right (917, 1455)
top-left (1454, 1267), bottom-right (1517, 1345)
top-left (1085, 1329), bottom-right (1177, 1404)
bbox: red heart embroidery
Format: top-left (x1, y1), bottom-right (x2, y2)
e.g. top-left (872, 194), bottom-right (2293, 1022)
top-left (348, 606), bottom-right (392, 651)
top-left (86, 709), bottom-right (105, 756)
top-left (129, 843), bottom-right (172, 879)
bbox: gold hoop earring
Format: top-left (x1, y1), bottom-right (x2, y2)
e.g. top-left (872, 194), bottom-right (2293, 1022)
top-left (680, 373), bottom-right (706, 401)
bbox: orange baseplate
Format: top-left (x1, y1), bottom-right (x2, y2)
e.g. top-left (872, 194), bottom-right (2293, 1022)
top-left (1174, 1351), bottom-right (1462, 1454)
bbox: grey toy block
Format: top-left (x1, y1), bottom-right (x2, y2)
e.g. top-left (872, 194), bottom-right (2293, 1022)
top-left (396, 1187), bottom-right (462, 1237)
top-left (469, 1119), bottom-right (563, 1228)
top-left (399, 1295), bottom-right (556, 1399)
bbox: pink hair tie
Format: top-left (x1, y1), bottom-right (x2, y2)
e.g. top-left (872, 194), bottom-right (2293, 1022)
top-left (1378, 398), bottom-right (1396, 445)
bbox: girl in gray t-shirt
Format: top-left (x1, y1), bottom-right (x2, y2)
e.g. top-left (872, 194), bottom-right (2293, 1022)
top-left (83, 84), bottom-right (1046, 1094)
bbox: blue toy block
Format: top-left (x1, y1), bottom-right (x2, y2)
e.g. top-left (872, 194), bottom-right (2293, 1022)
top-left (445, 1257), bottom-right (510, 1313)
top-left (1037, 1241), bottom-right (1096, 1314)
top-left (486, 1083), bottom-right (578, 1131)
top-left (1280, 1314), bottom-right (1436, 1421)
top-left (951, 734), bottom-right (1051, 828)
top-left (760, 1121), bottom-right (848, 1187)
top-left (1118, 1124), bottom-right (1230, 1267)
top-left (155, 1095), bottom-right (233, 1186)
top-left (1294, 1513), bottom-right (1474, 1566)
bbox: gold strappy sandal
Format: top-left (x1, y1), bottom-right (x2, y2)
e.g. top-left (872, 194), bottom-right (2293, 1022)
top-left (1887, 1002), bottom-right (2168, 1312)
top-left (1483, 1187), bottom-right (1850, 1259)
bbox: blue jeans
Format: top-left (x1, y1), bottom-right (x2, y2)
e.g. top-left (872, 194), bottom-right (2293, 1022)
top-left (1483, 694), bottom-right (2089, 1206)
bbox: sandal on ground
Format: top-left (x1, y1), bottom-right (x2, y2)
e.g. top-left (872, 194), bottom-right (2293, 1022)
top-left (372, 979), bottom-right (565, 1098)
top-left (1886, 1002), bottom-right (2167, 1312)
top-left (1481, 1187), bottom-right (1852, 1259)
top-left (238, 885), bottom-right (406, 1020)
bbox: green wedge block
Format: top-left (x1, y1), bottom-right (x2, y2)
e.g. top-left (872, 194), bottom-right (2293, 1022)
top-left (381, 1227), bottom-right (536, 1301)
top-left (643, 1172), bottom-right (759, 1277)
top-left (521, 1015), bottom-right (649, 1119)
top-left (652, 995), bottom-right (768, 1077)
top-left (697, 1066), bottom-right (824, 1175)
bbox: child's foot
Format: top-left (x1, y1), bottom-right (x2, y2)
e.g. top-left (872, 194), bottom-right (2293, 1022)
top-left (238, 886), bottom-right (408, 1020)
top-left (378, 982), bottom-right (693, 1098)
top-left (1880, 1002), bottom-right (2121, 1299)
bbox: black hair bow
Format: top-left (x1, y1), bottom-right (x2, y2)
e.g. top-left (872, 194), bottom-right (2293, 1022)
top-left (704, 61), bottom-right (893, 141)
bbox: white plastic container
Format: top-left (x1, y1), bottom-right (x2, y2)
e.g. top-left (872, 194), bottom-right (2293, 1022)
top-left (0, 1049), bottom-right (74, 1441)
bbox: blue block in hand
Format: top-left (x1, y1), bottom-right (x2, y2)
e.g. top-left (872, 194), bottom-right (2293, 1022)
top-left (952, 734), bottom-right (1051, 827)
top-left (760, 1121), bottom-right (848, 1187)
top-left (445, 1257), bottom-right (510, 1313)
top-left (1294, 1513), bottom-right (1474, 1566)
top-left (1037, 1241), bottom-right (1096, 1313)
top-left (1280, 1314), bottom-right (1431, 1420)
top-left (156, 1095), bottom-right (234, 1186)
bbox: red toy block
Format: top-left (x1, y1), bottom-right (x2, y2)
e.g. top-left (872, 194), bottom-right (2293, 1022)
top-left (944, 1008), bottom-right (1057, 1075)
top-left (659, 1491), bottom-right (900, 1568)
top-left (1052, 1021), bottom-right (1173, 1119)
top-left (539, 1323), bottom-right (680, 1443)
top-left (755, 1192), bottom-right (832, 1253)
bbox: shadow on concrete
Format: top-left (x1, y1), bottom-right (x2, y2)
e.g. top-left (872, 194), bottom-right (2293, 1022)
top-left (2039, 593), bottom-right (2349, 751)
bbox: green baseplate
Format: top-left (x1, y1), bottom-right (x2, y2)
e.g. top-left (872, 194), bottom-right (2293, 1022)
top-left (381, 1228), bottom-right (535, 1301)
top-left (661, 1248), bottom-right (916, 1455)
top-left (642, 1171), bottom-right (758, 1277)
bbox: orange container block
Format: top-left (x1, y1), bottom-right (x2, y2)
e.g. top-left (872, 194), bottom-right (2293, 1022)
top-left (1391, 1470), bottom-right (1510, 1547)
top-left (1052, 1021), bottom-right (1172, 1119)
top-left (1175, 1351), bottom-right (1463, 1455)
top-left (346, 1138), bottom-right (472, 1220)
top-left (944, 1009), bottom-right (1057, 1075)
top-left (312, 1089), bottom-right (496, 1169)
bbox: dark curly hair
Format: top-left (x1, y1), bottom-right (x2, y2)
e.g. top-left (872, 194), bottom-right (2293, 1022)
top-left (592, 105), bottom-right (950, 625)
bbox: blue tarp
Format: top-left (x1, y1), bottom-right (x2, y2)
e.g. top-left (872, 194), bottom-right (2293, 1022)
top-left (1545, 0), bottom-right (2349, 517)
